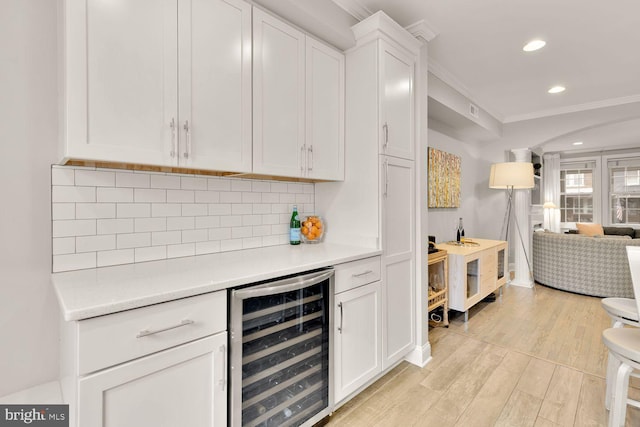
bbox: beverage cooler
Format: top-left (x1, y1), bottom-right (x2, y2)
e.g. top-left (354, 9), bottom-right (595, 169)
top-left (229, 269), bottom-right (334, 427)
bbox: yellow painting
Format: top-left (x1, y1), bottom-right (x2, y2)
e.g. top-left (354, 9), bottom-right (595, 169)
top-left (428, 147), bottom-right (461, 208)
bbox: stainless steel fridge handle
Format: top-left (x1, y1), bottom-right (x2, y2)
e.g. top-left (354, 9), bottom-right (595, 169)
top-left (232, 269), bottom-right (334, 300)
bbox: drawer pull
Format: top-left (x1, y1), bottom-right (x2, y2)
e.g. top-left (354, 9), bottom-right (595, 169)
top-left (136, 319), bottom-right (195, 338)
top-left (352, 270), bottom-right (373, 278)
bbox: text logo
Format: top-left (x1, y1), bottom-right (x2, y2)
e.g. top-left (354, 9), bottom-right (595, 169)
top-left (0, 405), bottom-right (68, 426)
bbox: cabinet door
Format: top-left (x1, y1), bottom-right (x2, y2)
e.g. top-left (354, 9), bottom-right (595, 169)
top-left (253, 9), bottom-right (306, 178)
top-left (78, 333), bottom-right (227, 427)
top-left (305, 38), bottom-right (345, 181)
top-left (64, 0), bottom-right (178, 166)
top-left (178, 0), bottom-right (252, 172)
top-left (380, 156), bottom-right (415, 368)
top-left (334, 282), bottom-right (382, 403)
top-left (379, 41), bottom-right (415, 160)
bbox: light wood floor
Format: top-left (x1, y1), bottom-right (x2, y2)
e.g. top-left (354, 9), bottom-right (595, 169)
top-left (323, 284), bottom-right (640, 426)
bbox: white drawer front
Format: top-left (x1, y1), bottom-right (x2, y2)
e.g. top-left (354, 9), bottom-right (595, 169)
top-left (334, 256), bottom-right (381, 294)
top-left (78, 291), bottom-right (226, 375)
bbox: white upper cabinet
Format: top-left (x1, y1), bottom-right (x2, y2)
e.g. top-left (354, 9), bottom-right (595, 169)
top-left (379, 41), bottom-right (415, 160)
top-left (61, 0), bottom-right (252, 172)
top-left (253, 9), bottom-right (345, 180)
top-left (306, 38), bottom-right (345, 181)
top-left (252, 8), bottom-right (306, 178)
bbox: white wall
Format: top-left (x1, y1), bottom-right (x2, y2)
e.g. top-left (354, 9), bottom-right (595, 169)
top-left (427, 127), bottom-right (500, 243)
top-left (0, 0), bottom-right (59, 396)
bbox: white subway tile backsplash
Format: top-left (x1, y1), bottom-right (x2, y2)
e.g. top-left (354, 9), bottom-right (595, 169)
top-left (116, 172), bottom-right (150, 188)
top-left (232, 226), bottom-right (253, 239)
top-left (117, 203), bottom-right (151, 218)
top-left (195, 191), bottom-right (219, 204)
top-left (75, 170), bottom-right (115, 187)
top-left (76, 235), bottom-right (116, 253)
top-left (97, 218), bottom-right (134, 235)
top-left (220, 215), bottom-right (242, 227)
top-left (97, 187), bottom-right (134, 203)
top-left (53, 252), bottom-right (96, 272)
top-left (52, 203), bottom-right (76, 220)
top-left (135, 246), bottom-right (166, 263)
top-left (181, 176), bottom-right (207, 190)
top-left (53, 220), bottom-right (96, 238)
top-left (52, 237), bottom-right (75, 255)
top-left (182, 204), bottom-right (207, 217)
top-left (208, 227), bottom-right (231, 241)
top-left (51, 167), bottom-right (75, 186)
top-left (150, 174), bottom-right (180, 189)
top-left (52, 166), bottom-right (314, 272)
top-left (117, 233), bottom-right (151, 249)
top-left (208, 178), bottom-right (230, 192)
top-left (195, 216), bottom-right (220, 229)
top-left (209, 204), bottom-right (231, 216)
top-left (196, 240), bottom-right (220, 255)
top-left (76, 203), bottom-right (116, 219)
top-left (134, 217), bottom-right (167, 233)
top-left (252, 181), bottom-right (270, 192)
top-left (134, 188), bottom-right (166, 203)
top-left (182, 229), bottom-right (208, 243)
top-left (220, 192), bottom-right (242, 203)
top-left (152, 203), bottom-right (182, 217)
top-left (167, 189), bottom-right (194, 203)
top-left (231, 180), bottom-right (252, 192)
top-left (220, 239), bottom-right (243, 252)
top-left (232, 204), bottom-right (252, 215)
top-left (97, 249), bottom-right (135, 267)
top-left (152, 230), bottom-right (182, 246)
top-left (167, 216), bottom-right (195, 231)
top-left (52, 186), bottom-right (96, 203)
top-left (167, 243), bottom-right (195, 259)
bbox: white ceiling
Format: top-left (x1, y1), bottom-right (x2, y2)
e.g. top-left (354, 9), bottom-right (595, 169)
top-left (332, 0), bottom-right (640, 153)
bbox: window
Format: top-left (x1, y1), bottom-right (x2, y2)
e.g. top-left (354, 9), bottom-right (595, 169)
top-left (609, 158), bottom-right (640, 224)
top-left (560, 161), bottom-right (595, 223)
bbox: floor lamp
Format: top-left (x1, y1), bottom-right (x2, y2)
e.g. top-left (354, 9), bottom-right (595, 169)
top-left (489, 162), bottom-right (535, 276)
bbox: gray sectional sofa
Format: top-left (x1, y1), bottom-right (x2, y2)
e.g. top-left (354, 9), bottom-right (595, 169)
top-left (532, 231), bottom-right (640, 298)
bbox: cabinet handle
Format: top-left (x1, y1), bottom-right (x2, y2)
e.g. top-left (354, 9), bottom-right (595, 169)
top-left (384, 158), bottom-right (389, 197)
top-left (308, 145), bottom-right (313, 171)
top-left (136, 319), bottom-right (194, 338)
top-left (183, 120), bottom-right (191, 159)
top-left (352, 270), bottom-right (373, 278)
top-left (300, 144), bottom-right (306, 174)
top-left (338, 302), bottom-right (343, 334)
top-left (169, 118), bottom-right (177, 158)
top-left (383, 122), bottom-right (389, 151)
top-left (219, 344), bottom-right (227, 391)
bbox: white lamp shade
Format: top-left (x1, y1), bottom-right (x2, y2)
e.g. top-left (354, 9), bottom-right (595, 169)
top-left (489, 162), bottom-right (535, 189)
top-left (543, 201), bottom-right (558, 209)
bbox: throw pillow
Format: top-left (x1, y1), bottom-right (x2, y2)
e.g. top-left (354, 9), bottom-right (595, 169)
top-left (603, 226), bottom-right (635, 238)
top-left (576, 222), bottom-right (604, 236)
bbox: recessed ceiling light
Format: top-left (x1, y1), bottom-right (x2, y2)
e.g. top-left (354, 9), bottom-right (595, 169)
top-left (548, 85), bottom-right (566, 94)
top-left (572, 141), bottom-right (583, 146)
top-left (523, 39), bottom-right (546, 52)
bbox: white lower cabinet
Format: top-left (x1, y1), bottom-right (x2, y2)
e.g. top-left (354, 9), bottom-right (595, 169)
top-left (61, 291), bottom-right (228, 427)
top-left (79, 333), bottom-right (227, 427)
top-left (333, 257), bottom-right (382, 404)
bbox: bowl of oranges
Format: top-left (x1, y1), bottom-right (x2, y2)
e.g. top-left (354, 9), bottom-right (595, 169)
top-left (301, 216), bottom-right (325, 243)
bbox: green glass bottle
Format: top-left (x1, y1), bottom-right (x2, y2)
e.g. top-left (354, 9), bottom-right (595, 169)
top-left (290, 205), bottom-right (301, 245)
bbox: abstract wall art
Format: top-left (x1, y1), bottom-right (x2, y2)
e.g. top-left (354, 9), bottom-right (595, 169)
top-left (428, 147), bottom-right (461, 208)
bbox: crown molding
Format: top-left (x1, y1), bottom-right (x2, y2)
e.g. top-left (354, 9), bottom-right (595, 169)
top-left (352, 10), bottom-right (422, 54)
top-left (503, 94), bottom-right (640, 123)
top-left (405, 20), bottom-right (438, 43)
top-left (330, 0), bottom-right (372, 21)
top-left (428, 58), bottom-right (504, 122)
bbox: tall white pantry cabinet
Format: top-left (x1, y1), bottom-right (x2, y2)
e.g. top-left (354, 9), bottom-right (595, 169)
top-left (316, 11), bottom-right (421, 392)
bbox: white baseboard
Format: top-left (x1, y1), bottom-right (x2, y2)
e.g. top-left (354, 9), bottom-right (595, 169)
top-left (404, 342), bottom-right (432, 368)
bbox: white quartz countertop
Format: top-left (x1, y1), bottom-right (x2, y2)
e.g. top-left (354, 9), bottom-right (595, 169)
top-left (52, 243), bottom-right (381, 321)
